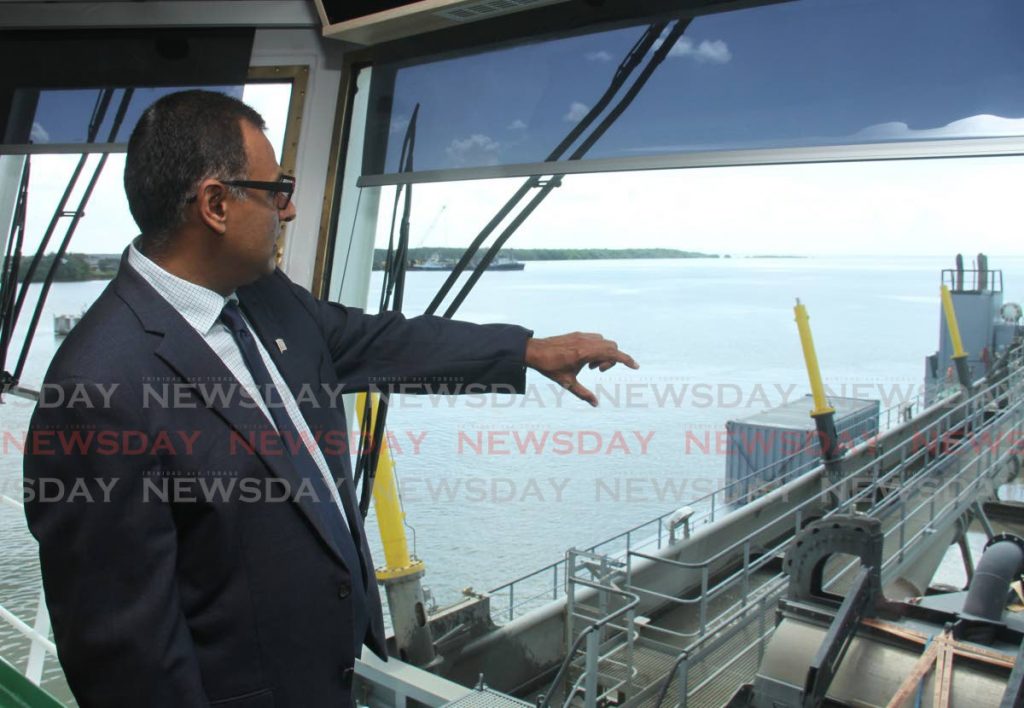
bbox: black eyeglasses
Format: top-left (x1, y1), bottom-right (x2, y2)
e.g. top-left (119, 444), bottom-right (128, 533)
top-left (187, 175), bottom-right (296, 210)
top-left (222, 175), bottom-right (296, 210)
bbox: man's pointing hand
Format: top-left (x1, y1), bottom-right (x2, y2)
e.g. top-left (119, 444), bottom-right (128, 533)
top-left (525, 332), bottom-right (639, 407)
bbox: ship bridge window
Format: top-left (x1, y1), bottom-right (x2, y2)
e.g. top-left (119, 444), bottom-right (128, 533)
top-left (355, 0), bottom-right (1024, 185)
top-left (4, 86), bottom-right (245, 149)
top-left (0, 80), bottom-right (296, 390)
top-left (316, 0), bottom-right (1024, 614)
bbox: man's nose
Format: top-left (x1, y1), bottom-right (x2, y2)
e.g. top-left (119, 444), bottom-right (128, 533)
top-left (280, 200), bottom-right (297, 223)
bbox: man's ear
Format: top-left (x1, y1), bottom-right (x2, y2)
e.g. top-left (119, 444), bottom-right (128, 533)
top-left (195, 179), bottom-right (229, 235)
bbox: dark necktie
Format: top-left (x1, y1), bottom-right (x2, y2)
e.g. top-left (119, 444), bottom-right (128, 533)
top-left (219, 301), bottom-right (366, 583)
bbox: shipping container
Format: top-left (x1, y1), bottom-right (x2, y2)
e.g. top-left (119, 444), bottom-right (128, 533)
top-left (725, 395), bottom-right (880, 505)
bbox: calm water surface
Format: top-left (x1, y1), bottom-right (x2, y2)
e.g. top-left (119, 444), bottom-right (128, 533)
top-left (2, 256), bottom-right (1023, 702)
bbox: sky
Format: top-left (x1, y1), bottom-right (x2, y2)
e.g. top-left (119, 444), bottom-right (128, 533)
top-left (3, 0), bottom-right (1024, 259)
top-left (6, 84), bottom-right (290, 256)
top-left (376, 0), bottom-right (1024, 173)
top-left (365, 155), bottom-right (1024, 257)
top-left (7, 130), bottom-right (1024, 260)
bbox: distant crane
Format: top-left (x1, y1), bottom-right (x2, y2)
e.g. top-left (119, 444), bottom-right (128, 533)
top-left (414, 204), bottom-right (446, 249)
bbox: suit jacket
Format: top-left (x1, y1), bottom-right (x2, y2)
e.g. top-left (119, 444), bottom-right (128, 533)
top-left (23, 255), bottom-right (530, 707)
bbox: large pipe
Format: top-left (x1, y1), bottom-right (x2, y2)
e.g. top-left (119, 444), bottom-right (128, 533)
top-left (962, 534), bottom-right (1024, 622)
top-left (793, 299), bottom-right (834, 418)
top-left (940, 284), bottom-right (973, 391)
top-left (794, 300), bottom-right (843, 475)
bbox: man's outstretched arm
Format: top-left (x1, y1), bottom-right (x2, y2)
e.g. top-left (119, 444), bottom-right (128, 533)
top-left (277, 270), bottom-right (638, 400)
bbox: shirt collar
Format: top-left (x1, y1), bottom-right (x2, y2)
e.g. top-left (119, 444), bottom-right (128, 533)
top-left (128, 239), bottom-right (237, 336)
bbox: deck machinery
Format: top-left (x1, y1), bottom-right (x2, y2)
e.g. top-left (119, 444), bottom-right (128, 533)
top-left (733, 517), bottom-right (1024, 707)
top-left (348, 258), bottom-right (1024, 708)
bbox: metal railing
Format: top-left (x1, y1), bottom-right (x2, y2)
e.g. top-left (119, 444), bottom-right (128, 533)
top-left (540, 550), bottom-right (639, 708)
top-left (495, 365), bottom-right (1022, 706)
top-left (624, 370), bottom-right (1024, 705)
top-left (0, 493), bottom-right (58, 688)
top-left (943, 267), bottom-right (1004, 293)
top-left (633, 371), bottom-right (1018, 631)
top-left (487, 390), bottom-right (928, 624)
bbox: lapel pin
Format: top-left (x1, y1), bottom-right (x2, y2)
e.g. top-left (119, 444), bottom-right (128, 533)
top-left (276, 338), bottom-right (287, 353)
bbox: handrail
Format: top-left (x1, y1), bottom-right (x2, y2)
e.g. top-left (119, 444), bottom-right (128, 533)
top-left (487, 387), bottom-right (934, 623)
top-left (669, 385), bottom-right (1021, 651)
top-left (618, 374), bottom-right (1023, 646)
top-left (643, 372), bottom-right (1012, 573)
top-left (538, 576), bottom-right (638, 708)
top-left (0, 488), bottom-right (59, 688)
top-left (1, 493), bottom-right (24, 511)
top-left (638, 395), bottom-right (1022, 706)
top-left (0, 604), bottom-right (56, 657)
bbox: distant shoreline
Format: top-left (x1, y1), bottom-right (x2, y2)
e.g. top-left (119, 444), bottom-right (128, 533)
top-left (16, 253), bottom-right (120, 284)
top-left (29, 249), bottom-right (808, 282)
top-left (374, 248), bottom-right (805, 270)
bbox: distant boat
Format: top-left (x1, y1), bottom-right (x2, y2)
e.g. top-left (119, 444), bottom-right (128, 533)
top-left (407, 253), bottom-right (525, 271)
top-left (53, 313), bottom-right (82, 336)
top-left (487, 255), bottom-right (526, 271)
top-left (407, 253), bottom-right (456, 271)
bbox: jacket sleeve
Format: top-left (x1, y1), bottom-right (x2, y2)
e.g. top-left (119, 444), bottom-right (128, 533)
top-left (276, 270), bottom-right (533, 393)
top-left (23, 379), bottom-right (209, 708)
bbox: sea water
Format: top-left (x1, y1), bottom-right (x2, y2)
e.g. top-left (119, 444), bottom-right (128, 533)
top-left (2, 255), bottom-right (1024, 702)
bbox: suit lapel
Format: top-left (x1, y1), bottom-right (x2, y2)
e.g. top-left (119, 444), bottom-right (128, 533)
top-left (235, 286), bottom-right (304, 402)
top-left (241, 285), bottom-right (371, 580)
top-left (113, 258), bottom-right (351, 570)
top-left (239, 287), bottom-right (366, 571)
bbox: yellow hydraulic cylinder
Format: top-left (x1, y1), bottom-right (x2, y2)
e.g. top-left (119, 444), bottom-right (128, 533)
top-left (794, 299), bottom-right (835, 417)
top-left (356, 392), bottom-right (424, 581)
top-left (940, 285), bottom-right (967, 358)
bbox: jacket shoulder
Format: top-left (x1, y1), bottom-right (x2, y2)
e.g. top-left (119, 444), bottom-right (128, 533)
top-left (44, 283), bottom-right (151, 385)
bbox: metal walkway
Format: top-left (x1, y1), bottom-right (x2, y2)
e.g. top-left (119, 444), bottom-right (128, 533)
top-left (549, 361), bottom-right (1024, 708)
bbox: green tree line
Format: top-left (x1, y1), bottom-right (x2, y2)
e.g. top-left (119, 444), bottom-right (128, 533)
top-left (12, 253), bottom-right (119, 283)
top-left (373, 247), bottom-right (719, 269)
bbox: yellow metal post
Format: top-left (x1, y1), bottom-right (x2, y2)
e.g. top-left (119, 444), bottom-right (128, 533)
top-left (940, 285), bottom-right (966, 358)
top-left (356, 392), bottom-right (424, 581)
top-left (793, 299), bottom-right (835, 416)
top-left (940, 284), bottom-right (973, 390)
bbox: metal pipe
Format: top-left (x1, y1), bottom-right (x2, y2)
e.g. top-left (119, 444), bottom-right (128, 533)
top-left (940, 284), bottom-right (973, 391)
top-left (940, 285), bottom-right (966, 357)
top-left (794, 299), bottom-right (834, 417)
top-left (794, 299), bottom-right (845, 477)
top-left (962, 534), bottom-right (1024, 622)
top-left (537, 579), bottom-right (638, 708)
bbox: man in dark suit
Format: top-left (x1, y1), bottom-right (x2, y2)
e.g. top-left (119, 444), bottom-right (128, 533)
top-left (23, 90), bottom-right (636, 707)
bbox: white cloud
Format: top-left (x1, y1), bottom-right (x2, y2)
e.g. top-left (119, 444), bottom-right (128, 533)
top-left (507, 119), bottom-right (528, 131)
top-left (563, 101), bottom-right (590, 123)
top-left (852, 114), bottom-right (1024, 141)
top-left (389, 114), bottom-right (411, 135)
top-left (585, 50), bottom-right (613, 62)
top-left (445, 133), bottom-right (501, 167)
top-left (662, 36), bottom-right (732, 64)
top-left (30, 122), bottom-right (50, 144)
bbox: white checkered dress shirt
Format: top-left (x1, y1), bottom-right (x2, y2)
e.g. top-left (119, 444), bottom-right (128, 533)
top-left (128, 242), bottom-right (349, 529)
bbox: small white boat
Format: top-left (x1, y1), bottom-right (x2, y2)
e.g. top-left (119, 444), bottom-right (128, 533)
top-left (53, 313), bottom-right (82, 336)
